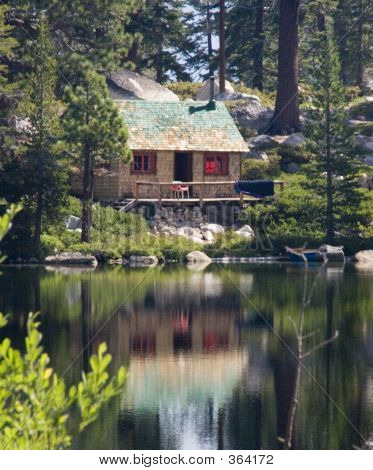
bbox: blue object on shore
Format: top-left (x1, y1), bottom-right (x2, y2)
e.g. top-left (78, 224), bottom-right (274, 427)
top-left (234, 180), bottom-right (275, 198)
top-left (288, 251), bottom-right (320, 263)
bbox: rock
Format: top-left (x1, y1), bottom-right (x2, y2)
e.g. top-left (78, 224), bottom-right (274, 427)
top-left (201, 223), bottom-right (225, 234)
top-left (108, 259), bottom-right (124, 265)
top-left (355, 250), bottom-right (373, 264)
top-left (196, 78), bottom-right (234, 101)
top-left (129, 255), bottom-right (158, 266)
top-left (203, 230), bottom-right (214, 242)
top-left (250, 134), bottom-right (278, 150)
top-left (216, 91), bottom-right (261, 102)
top-left (284, 162), bottom-right (300, 173)
top-left (235, 225), bottom-right (255, 239)
top-left (364, 141), bottom-right (373, 152)
top-left (65, 215), bottom-right (81, 230)
top-left (362, 69), bottom-right (373, 92)
top-left (282, 133), bottom-right (306, 147)
top-left (244, 150), bottom-right (268, 161)
top-left (45, 252), bottom-right (98, 266)
top-left (355, 134), bottom-right (373, 152)
top-left (364, 156), bottom-right (373, 166)
top-left (186, 251), bottom-right (212, 264)
top-left (188, 236), bottom-right (205, 245)
top-left (358, 173), bottom-right (369, 188)
top-left (230, 102), bottom-right (273, 133)
top-left (186, 261), bottom-right (211, 272)
top-left (107, 69), bottom-right (179, 102)
top-left (29, 257), bottom-right (39, 264)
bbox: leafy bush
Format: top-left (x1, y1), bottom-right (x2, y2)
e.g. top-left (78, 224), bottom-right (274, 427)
top-left (40, 234), bottom-right (64, 256)
top-left (233, 83), bottom-right (275, 107)
top-left (0, 313), bottom-right (126, 449)
top-left (0, 208), bottom-right (126, 449)
top-left (242, 174), bottom-right (326, 243)
top-left (65, 196), bottom-right (82, 217)
top-left (241, 155), bottom-right (281, 180)
top-left (165, 82), bottom-right (203, 100)
top-left (206, 231), bottom-right (253, 257)
top-left (278, 146), bottom-right (313, 165)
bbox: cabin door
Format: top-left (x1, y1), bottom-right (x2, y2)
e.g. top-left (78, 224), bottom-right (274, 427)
top-left (174, 152), bottom-right (193, 182)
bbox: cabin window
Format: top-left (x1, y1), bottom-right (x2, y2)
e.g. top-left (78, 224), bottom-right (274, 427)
top-left (204, 153), bottom-right (228, 175)
top-left (131, 152), bottom-right (156, 173)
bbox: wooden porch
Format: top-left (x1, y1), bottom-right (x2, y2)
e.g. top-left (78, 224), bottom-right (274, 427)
top-left (133, 180), bottom-right (285, 206)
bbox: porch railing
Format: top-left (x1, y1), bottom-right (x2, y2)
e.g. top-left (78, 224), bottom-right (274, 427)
top-left (134, 180), bottom-right (285, 204)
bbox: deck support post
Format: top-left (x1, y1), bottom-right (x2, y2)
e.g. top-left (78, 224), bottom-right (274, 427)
top-left (199, 183), bottom-right (204, 208)
top-left (158, 183), bottom-right (162, 205)
top-left (135, 182), bottom-right (139, 201)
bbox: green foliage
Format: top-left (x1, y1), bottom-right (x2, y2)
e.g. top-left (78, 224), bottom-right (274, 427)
top-left (0, 5), bottom-right (17, 83)
top-left (242, 155), bottom-right (281, 180)
top-left (242, 174), bottom-right (327, 241)
top-left (18, 16), bottom-right (68, 255)
top-left (225, 0), bottom-right (278, 91)
top-left (207, 231), bottom-right (253, 257)
top-left (305, 24), bottom-right (367, 240)
top-left (40, 234), bottom-right (65, 256)
top-left (126, 0), bottom-right (193, 82)
top-left (0, 208), bottom-right (126, 449)
top-left (165, 81), bottom-right (203, 100)
top-left (277, 146), bottom-right (313, 165)
top-left (62, 64), bottom-right (131, 166)
top-left (0, 204), bottom-right (20, 244)
top-left (0, 313), bottom-right (126, 449)
top-left (348, 100), bottom-right (373, 121)
top-left (233, 84), bottom-right (276, 108)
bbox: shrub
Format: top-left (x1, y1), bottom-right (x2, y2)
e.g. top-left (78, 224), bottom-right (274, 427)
top-left (233, 83), bottom-right (275, 107)
top-left (165, 82), bottom-right (203, 101)
top-left (0, 208), bottom-right (126, 449)
top-left (40, 234), bottom-right (64, 256)
top-left (241, 155), bottom-right (281, 180)
top-left (206, 231), bottom-right (253, 257)
top-left (91, 205), bottom-right (148, 251)
top-left (277, 146), bottom-right (313, 165)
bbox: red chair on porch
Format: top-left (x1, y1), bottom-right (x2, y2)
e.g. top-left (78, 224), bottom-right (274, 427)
top-left (172, 181), bottom-right (190, 199)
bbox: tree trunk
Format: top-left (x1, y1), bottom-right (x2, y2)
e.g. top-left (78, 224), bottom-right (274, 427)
top-left (207, 2), bottom-right (214, 77)
top-left (252, 0), bottom-right (264, 91)
top-left (219, 0), bottom-right (226, 93)
top-left (81, 143), bottom-right (94, 243)
top-left (356, 0), bottom-right (364, 90)
top-left (33, 187), bottom-right (43, 255)
top-left (316, 12), bottom-right (326, 32)
top-left (325, 94), bottom-right (335, 244)
top-left (269, 0), bottom-right (301, 134)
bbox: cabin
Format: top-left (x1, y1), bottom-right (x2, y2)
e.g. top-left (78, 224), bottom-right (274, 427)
top-left (72, 99), bottom-right (248, 204)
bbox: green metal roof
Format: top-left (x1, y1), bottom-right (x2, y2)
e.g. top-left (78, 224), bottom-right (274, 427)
top-left (117, 100), bottom-right (248, 152)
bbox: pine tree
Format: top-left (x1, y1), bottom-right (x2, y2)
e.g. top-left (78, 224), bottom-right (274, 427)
top-left (126, 0), bottom-right (193, 82)
top-left (0, 5), bottom-right (17, 85)
top-left (306, 22), bottom-right (365, 242)
top-left (20, 16), bottom-right (66, 255)
top-left (62, 63), bottom-right (131, 242)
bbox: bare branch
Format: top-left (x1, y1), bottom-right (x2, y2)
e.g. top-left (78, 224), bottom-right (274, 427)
top-left (302, 331), bottom-right (339, 359)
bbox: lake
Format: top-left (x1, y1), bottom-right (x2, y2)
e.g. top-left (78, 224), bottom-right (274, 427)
top-left (0, 263), bottom-right (372, 450)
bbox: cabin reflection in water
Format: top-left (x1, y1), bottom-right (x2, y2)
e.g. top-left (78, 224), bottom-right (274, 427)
top-left (90, 271), bottom-right (274, 450)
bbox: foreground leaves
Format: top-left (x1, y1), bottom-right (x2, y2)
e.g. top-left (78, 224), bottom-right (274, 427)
top-left (0, 313), bottom-right (127, 449)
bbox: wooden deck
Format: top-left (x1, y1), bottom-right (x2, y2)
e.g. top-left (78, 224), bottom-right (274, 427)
top-left (133, 180), bottom-right (285, 207)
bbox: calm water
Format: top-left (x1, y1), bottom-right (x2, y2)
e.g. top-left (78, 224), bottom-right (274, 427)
top-left (0, 263), bottom-right (372, 450)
